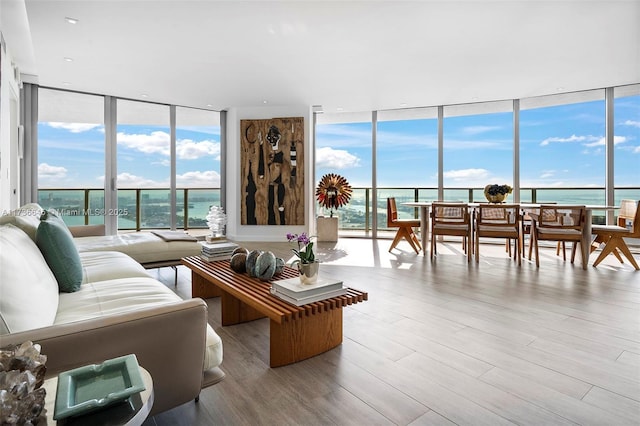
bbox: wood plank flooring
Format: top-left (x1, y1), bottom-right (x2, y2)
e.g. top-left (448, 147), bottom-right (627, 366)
top-left (143, 239), bottom-right (640, 425)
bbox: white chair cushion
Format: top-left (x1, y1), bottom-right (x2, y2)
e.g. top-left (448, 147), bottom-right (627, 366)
top-left (0, 224), bottom-right (59, 333)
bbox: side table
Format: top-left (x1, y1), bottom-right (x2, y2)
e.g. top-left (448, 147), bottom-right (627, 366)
top-left (42, 366), bottom-right (154, 425)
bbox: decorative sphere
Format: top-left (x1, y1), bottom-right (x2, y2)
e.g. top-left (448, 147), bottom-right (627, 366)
top-left (255, 251), bottom-right (277, 281)
top-left (232, 246), bottom-right (249, 257)
top-left (245, 250), bottom-right (262, 277)
top-left (230, 253), bottom-right (247, 273)
top-left (274, 257), bottom-right (285, 275)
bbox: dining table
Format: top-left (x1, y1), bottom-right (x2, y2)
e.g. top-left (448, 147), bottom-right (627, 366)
top-left (402, 201), bottom-right (618, 267)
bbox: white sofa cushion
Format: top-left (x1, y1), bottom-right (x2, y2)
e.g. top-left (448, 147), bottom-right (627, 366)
top-left (0, 224), bottom-right (59, 333)
top-left (79, 251), bottom-right (151, 283)
top-left (0, 203), bottom-right (44, 242)
top-left (55, 277), bottom-right (223, 370)
top-left (74, 233), bottom-right (200, 264)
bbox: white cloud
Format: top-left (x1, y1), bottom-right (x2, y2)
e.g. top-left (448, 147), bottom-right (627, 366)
top-left (540, 134), bottom-right (599, 146)
top-left (622, 120), bottom-right (640, 128)
top-left (117, 131), bottom-right (170, 155)
top-left (114, 172), bottom-right (163, 188)
top-left (47, 122), bottom-right (102, 133)
top-left (177, 139), bottom-right (220, 160)
top-left (117, 131), bottom-right (220, 160)
top-left (583, 135), bottom-right (628, 147)
top-left (177, 170), bottom-right (221, 188)
top-left (38, 163), bottom-right (68, 178)
top-left (443, 168), bottom-right (489, 181)
top-left (461, 125), bottom-right (501, 135)
top-left (316, 147), bottom-right (361, 169)
top-left (539, 170), bottom-right (555, 179)
top-left (634, 146), bottom-right (640, 154)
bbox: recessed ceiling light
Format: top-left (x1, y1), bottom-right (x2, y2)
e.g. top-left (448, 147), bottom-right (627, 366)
top-left (556, 87), bottom-right (564, 91)
top-left (64, 57), bottom-right (73, 62)
top-left (263, 100), bottom-right (268, 104)
top-left (471, 96), bottom-right (479, 101)
top-left (400, 103), bottom-right (407, 107)
top-left (65, 17), bottom-right (79, 24)
top-left (206, 104), bottom-right (213, 108)
top-left (336, 107), bottom-right (344, 111)
top-left (62, 82), bottom-right (72, 86)
top-left (141, 94), bottom-right (148, 98)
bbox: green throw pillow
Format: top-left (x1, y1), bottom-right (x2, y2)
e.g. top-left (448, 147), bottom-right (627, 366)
top-left (36, 210), bottom-right (83, 292)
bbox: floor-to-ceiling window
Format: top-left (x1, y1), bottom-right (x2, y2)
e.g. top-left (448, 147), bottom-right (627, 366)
top-left (117, 100), bottom-right (170, 229)
top-left (443, 101), bottom-right (514, 202)
top-left (376, 108), bottom-right (438, 228)
top-left (520, 90), bottom-right (606, 208)
top-left (316, 112), bottom-right (372, 232)
top-left (176, 107), bottom-right (222, 229)
top-left (37, 89), bottom-right (105, 226)
top-left (613, 85), bottom-right (640, 204)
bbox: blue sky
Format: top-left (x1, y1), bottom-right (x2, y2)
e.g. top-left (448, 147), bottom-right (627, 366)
top-left (316, 96), bottom-right (640, 188)
top-left (38, 95), bottom-right (639, 190)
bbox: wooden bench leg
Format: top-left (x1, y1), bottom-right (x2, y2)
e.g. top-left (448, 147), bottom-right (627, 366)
top-left (269, 308), bottom-right (343, 367)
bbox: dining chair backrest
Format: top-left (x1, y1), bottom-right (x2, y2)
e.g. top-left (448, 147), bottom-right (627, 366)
top-left (387, 198), bottom-right (399, 226)
top-left (476, 204), bottom-right (520, 227)
top-left (431, 203), bottom-right (469, 224)
top-left (537, 205), bottom-right (586, 231)
top-left (618, 199), bottom-right (640, 236)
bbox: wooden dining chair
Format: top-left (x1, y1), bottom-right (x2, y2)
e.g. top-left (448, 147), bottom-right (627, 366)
top-left (529, 205), bottom-right (587, 268)
top-left (430, 203), bottom-right (472, 262)
top-left (387, 198), bottom-right (422, 254)
top-left (590, 199), bottom-right (639, 270)
top-left (475, 204), bottom-right (521, 265)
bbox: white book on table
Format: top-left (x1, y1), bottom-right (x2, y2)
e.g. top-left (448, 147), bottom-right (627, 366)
top-left (271, 276), bottom-right (344, 298)
top-left (270, 286), bottom-right (348, 306)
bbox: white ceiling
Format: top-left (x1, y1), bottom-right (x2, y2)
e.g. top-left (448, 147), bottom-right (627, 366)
top-left (2, 0), bottom-right (639, 113)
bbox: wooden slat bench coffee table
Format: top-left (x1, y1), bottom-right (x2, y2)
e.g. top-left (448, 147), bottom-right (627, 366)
top-left (182, 256), bottom-right (368, 367)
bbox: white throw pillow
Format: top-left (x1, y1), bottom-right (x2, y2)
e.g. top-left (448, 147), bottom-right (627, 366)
top-left (0, 203), bottom-right (44, 242)
top-left (0, 224), bottom-right (59, 334)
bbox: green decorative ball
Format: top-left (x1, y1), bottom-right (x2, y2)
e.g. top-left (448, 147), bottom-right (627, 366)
top-left (230, 253), bottom-right (247, 273)
top-left (274, 257), bottom-right (285, 275)
top-left (255, 251), bottom-right (277, 281)
top-left (232, 246), bottom-right (249, 257)
top-left (245, 250), bottom-right (262, 277)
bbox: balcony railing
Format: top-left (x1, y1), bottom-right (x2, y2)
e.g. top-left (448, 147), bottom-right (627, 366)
top-left (38, 186), bottom-right (639, 233)
top-left (38, 188), bottom-right (220, 231)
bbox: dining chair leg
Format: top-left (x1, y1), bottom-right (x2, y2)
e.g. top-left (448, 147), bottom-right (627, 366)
top-left (593, 237), bottom-right (640, 269)
top-left (475, 231), bottom-right (480, 263)
top-left (533, 234), bottom-right (540, 267)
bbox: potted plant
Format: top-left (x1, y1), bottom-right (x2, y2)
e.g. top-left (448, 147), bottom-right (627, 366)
top-left (286, 232), bottom-right (319, 284)
top-left (315, 173), bottom-right (352, 242)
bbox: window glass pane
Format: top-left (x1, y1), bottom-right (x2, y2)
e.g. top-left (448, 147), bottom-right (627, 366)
top-left (443, 102), bottom-right (513, 202)
top-left (315, 114), bottom-right (372, 233)
top-left (37, 89), bottom-right (105, 226)
top-left (176, 107), bottom-right (221, 229)
top-left (520, 90), bottom-right (605, 204)
top-left (117, 100), bottom-right (170, 229)
top-left (377, 108), bottom-right (437, 229)
top-left (614, 86), bottom-right (640, 204)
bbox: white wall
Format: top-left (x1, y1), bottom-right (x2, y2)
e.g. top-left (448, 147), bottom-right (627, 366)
top-left (226, 105), bottom-right (315, 242)
top-left (0, 38), bottom-right (22, 212)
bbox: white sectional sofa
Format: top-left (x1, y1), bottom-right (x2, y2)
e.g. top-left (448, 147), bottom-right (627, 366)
top-left (0, 204), bottom-right (224, 415)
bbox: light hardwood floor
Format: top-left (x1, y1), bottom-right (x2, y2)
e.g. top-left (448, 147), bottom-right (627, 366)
top-left (143, 238), bottom-right (640, 426)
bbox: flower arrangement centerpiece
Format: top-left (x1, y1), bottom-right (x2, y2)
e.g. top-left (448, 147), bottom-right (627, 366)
top-left (316, 173), bottom-right (353, 218)
top-left (286, 232), bottom-right (319, 284)
top-left (484, 184), bottom-right (513, 203)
